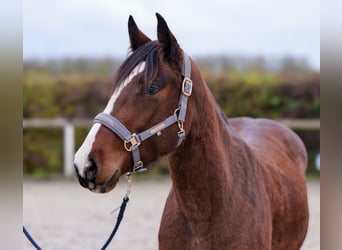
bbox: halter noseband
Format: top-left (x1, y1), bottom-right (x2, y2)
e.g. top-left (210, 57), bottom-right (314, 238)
top-left (93, 53), bottom-right (192, 175)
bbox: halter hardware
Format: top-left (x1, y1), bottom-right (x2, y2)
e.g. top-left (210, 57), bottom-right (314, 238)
top-left (182, 77), bottom-right (193, 97)
top-left (93, 53), bottom-right (192, 175)
top-left (177, 120), bottom-right (185, 137)
top-left (124, 133), bottom-right (140, 151)
top-left (131, 161), bottom-right (144, 174)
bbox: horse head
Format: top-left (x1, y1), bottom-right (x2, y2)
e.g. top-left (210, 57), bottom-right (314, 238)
top-left (74, 14), bottom-right (195, 193)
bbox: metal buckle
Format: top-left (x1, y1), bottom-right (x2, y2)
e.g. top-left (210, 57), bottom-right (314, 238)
top-left (177, 120), bottom-right (185, 137)
top-left (133, 161), bottom-right (145, 173)
top-left (182, 78), bottom-right (193, 97)
top-left (127, 161), bottom-right (147, 176)
top-left (124, 133), bottom-right (140, 151)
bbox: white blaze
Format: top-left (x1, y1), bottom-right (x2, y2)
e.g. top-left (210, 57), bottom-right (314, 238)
top-left (74, 62), bottom-right (146, 176)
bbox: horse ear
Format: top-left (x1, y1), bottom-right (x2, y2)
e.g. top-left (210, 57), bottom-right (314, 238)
top-left (156, 13), bottom-right (182, 66)
top-left (128, 15), bottom-right (151, 51)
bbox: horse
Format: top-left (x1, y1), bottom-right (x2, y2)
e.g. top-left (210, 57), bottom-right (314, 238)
top-left (74, 13), bottom-right (309, 250)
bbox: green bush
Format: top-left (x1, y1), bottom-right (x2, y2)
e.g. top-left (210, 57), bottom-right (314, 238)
top-left (205, 71), bottom-right (320, 119)
top-left (23, 128), bottom-right (63, 175)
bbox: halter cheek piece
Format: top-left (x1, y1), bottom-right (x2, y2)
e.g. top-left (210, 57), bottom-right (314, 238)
top-left (93, 53), bottom-right (192, 175)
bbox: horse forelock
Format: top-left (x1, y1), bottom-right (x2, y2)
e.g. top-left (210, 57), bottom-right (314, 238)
top-left (114, 41), bottom-right (160, 93)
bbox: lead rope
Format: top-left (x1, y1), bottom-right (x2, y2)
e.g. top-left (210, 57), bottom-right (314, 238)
top-left (23, 226), bottom-right (42, 250)
top-left (101, 173), bottom-right (132, 250)
top-left (23, 174), bottom-right (133, 250)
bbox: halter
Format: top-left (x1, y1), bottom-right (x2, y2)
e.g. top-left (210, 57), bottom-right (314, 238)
top-left (93, 53), bottom-right (192, 175)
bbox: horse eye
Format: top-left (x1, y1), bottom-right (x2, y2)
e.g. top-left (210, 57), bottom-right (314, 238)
top-left (147, 85), bottom-right (160, 95)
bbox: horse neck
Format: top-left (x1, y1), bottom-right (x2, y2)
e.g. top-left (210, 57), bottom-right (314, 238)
top-left (167, 65), bottom-right (236, 222)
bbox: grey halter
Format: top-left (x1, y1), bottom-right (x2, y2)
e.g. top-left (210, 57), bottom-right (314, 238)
top-left (93, 53), bottom-right (192, 175)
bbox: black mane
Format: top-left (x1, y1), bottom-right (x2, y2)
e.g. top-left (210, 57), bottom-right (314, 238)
top-left (114, 41), bottom-right (160, 91)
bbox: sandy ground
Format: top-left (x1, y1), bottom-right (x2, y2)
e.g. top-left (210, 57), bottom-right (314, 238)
top-left (23, 177), bottom-right (319, 250)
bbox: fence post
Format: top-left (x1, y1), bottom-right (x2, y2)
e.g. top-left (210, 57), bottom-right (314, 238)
top-left (64, 121), bottom-right (75, 177)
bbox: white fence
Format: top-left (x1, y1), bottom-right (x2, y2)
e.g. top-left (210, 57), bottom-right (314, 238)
top-left (23, 119), bottom-right (91, 176)
top-left (23, 118), bottom-right (320, 176)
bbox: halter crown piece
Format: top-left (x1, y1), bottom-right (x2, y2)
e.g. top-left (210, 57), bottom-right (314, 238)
top-left (93, 53), bottom-right (192, 175)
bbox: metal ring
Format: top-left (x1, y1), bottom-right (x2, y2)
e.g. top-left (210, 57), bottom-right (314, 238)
top-left (124, 133), bottom-right (140, 151)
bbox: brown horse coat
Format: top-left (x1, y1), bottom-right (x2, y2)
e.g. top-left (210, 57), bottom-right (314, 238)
top-left (158, 60), bottom-right (309, 249)
top-left (159, 111), bottom-right (308, 249)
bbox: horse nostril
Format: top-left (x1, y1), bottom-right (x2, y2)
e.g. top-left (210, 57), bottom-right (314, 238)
top-left (85, 157), bottom-right (98, 182)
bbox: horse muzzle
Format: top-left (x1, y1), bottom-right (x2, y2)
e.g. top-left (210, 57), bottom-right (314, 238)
top-left (74, 160), bottom-right (119, 193)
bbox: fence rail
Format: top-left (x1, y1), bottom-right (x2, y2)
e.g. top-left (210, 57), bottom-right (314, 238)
top-left (23, 118), bottom-right (320, 176)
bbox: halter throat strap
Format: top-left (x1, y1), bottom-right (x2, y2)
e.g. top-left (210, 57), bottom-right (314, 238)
top-left (93, 53), bottom-right (192, 175)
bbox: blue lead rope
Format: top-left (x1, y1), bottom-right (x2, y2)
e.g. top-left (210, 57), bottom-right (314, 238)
top-left (23, 196), bottom-right (130, 250)
top-left (101, 196), bottom-right (129, 250)
top-left (23, 226), bottom-right (42, 250)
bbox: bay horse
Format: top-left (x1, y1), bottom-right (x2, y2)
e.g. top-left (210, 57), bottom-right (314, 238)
top-left (74, 13), bottom-right (309, 250)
